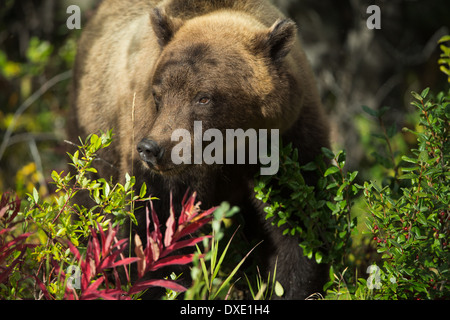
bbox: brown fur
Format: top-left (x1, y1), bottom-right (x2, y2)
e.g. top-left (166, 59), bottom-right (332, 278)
top-left (70, 0), bottom-right (329, 299)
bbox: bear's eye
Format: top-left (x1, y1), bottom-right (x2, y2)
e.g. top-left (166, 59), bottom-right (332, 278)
top-left (197, 96), bottom-right (211, 105)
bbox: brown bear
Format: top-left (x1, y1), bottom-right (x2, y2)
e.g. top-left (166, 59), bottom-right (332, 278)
top-left (69, 0), bottom-right (330, 299)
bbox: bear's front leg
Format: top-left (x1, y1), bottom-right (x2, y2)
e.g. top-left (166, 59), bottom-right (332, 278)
top-left (264, 220), bottom-right (329, 299)
top-left (249, 194), bottom-right (329, 300)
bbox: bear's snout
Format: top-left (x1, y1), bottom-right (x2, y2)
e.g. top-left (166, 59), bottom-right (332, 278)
top-left (137, 139), bottom-right (165, 168)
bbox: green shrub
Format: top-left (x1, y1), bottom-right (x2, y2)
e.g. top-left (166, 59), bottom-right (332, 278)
top-left (363, 87), bottom-right (449, 299)
top-left (254, 144), bottom-right (359, 270)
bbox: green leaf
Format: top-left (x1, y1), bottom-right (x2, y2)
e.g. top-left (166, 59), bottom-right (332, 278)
top-left (90, 134), bottom-right (99, 149)
top-left (85, 167), bottom-right (98, 173)
top-left (315, 251), bottom-right (323, 264)
top-left (339, 231), bottom-right (347, 239)
top-left (274, 281), bottom-right (284, 297)
top-left (103, 181), bottom-right (110, 198)
top-left (301, 162), bottom-right (317, 171)
top-left (418, 150), bottom-right (429, 162)
top-left (32, 188), bottom-right (39, 204)
top-left (51, 170), bottom-right (60, 182)
top-left (389, 240), bottom-right (401, 249)
top-left (401, 166), bottom-right (419, 172)
top-left (438, 35), bottom-right (450, 43)
top-left (326, 201), bottom-right (336, 211)
top-left (416, 213), bottom-right (428, 226)
top-left (317, 177), bottom-right (327, 190)
top-left (348, 171), bottom-right (358, 184)
top-left (72, 150), bottom-right (79, 165)
top-left (398, 173), bottom-right (417, 180)
top-left (387, 123), bottom-right (397, 138)
top-left (411, 91), bottom-right (423, 101)
top-left (420, 87), bottom-right (430, 99)
top-left (362, 105), bottom-right (379, 117)
top-left (140, 183), bottom-right (147, 198)
top-left (321, 147), bottom-right (335, 159)
top-left (401, 155), bottom-right (418, 164)
top-left (324, 166), bottom-right (339, 177)
top-left (124, 173), bottom-right (132, 191)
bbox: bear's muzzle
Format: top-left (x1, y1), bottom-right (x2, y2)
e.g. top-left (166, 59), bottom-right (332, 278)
top-left (137, 139), bottom-right (165, 168)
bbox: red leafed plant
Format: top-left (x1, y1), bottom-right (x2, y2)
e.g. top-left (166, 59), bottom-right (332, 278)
top-left (129, 191), bottom-right (215, 295)
top-left (63, 224), bottom-right (139, 300)
top-left (34, 222), bottom-right (139, 300)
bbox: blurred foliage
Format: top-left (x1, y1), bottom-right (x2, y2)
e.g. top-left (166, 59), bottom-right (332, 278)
top-left (439, 35), bottom-right (450, 82)
top-left (0, 0), bottom-right (90, 194)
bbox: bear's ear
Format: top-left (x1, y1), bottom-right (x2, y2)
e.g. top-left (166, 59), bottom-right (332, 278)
top-left (150, 8), bottom-right (184, 47)
top-left (253, 19), bottom-right (297, 64)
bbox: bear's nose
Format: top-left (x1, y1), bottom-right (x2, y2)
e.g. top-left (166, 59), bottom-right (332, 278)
top-left (137, 139), bottom-right (165, 166)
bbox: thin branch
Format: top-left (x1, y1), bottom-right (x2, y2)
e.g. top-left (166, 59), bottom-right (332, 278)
top-left (6, 132), bottom-right (59, 147)
top-left (28, 138), bottom-right (49, 196)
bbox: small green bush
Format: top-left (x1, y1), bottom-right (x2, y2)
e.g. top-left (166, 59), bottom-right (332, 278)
top-left (254, 144), bottom-right (359, 269)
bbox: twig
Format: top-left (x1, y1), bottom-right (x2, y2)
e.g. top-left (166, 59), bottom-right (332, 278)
top-left (5, 132), bottom-right (59, 147)
top-left (28, 138), bottom-right (49, 196)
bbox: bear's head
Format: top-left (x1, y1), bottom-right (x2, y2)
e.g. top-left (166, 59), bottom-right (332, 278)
top-left (136, 8), bottom-right (296, 176)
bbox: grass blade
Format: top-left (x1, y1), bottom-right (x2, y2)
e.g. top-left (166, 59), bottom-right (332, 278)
top-left (195, 244), bottom-right (210, 292)
top-left (212, 226), bottom-right (240, 281)
top-left (212, 239), bottom-right (262, 300)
